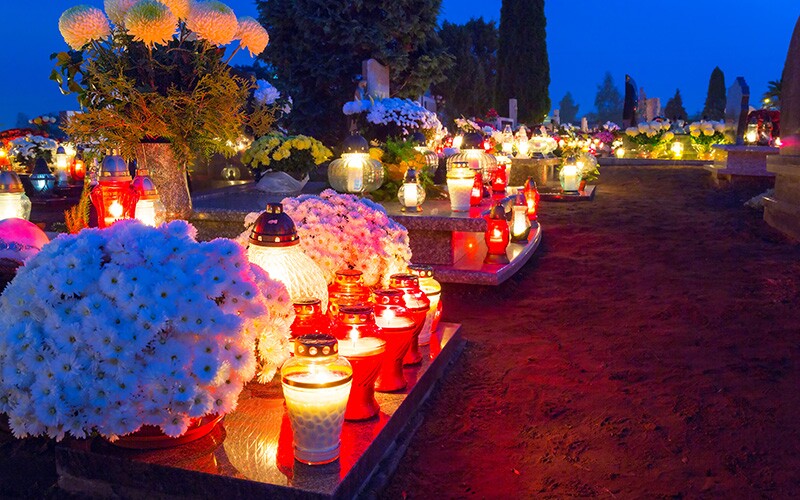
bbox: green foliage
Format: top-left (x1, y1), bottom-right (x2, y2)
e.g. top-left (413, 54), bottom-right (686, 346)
top-left (702, 67), bottom-right (726, 120)
top-left (435, 18), bottom-right (497, 121)
top-left (558, 92), bottom-right (579, 124)
top-left (763, 78), bottom-right (781, 109)
top-left (664, 89), bottom-right (688, 121)
top-left (496, 0), bottom-right (549, 123)
top-left (52, 29), bottom-right (252, 164)
top-left (368, 138), bottom-right (441, 202)
top-left (594, 72), bottom-right (623, 124)
top-left (257, 0), bottom-right (452, 144)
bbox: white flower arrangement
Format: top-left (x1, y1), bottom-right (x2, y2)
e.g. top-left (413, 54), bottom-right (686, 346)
top-left (0, 220), bottom-right (290, 441)
top-left (343, 97), bottom-right (443, 138)
top-left (9, 135), bottom-right (58, 162)
top-left (624, 121), bottom-right (674, 146)
top-left (239, 190), bottom-right (412, 288)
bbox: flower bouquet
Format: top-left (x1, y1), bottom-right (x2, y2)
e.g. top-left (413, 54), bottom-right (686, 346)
top-left (688, 120), bottom-right (728, 159)
top-left (0, 220), bottom-right (290, 441)
top-left (343, 97), bottom-right (443, 142)
top-left (9, 135), bottom-right (58, 168)
top-left (240, 190), bottom-right (412, 288)
top-left (624, 121), bottom-right (674, 158)
top-left (242, 133), bottom-right (332, 181)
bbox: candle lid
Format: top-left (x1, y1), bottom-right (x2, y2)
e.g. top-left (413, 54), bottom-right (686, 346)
top-left (342, 134), bottom-right (369, 154)
top-left (335, 269), bottom-right (363, 282)
top-left (99, 155), bottom-right (132, 182)
top-left (293, 297), bottom-right (322, 313)
top-left (294, 333), bottom-right (339, 357)
top-left (462, 132), bottom-right (484, 150)
top-left (131, 169), bottom-right (160, 200)
top-left (249, 203), bottom-right (300, 247)
top-left (372, 288), bottom-right (404, 305)
top-left (407, 264), bottom-right (434, 279)
top-left (388, 273), bottom-right (420, 289)
top-left (30, 158), bottom-right (55, 180)
top-left (337, 305), bottom-right (375, 324)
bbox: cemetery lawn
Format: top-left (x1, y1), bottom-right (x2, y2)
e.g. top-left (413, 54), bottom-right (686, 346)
top-left (386, 165), bottom-right (800, 498)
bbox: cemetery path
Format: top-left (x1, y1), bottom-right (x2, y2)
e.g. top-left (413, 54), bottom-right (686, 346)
top-left (386, 165), bottom-right (800, 498)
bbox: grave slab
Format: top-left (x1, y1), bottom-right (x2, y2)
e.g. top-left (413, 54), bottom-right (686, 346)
top-left (711, 144), bottom-right (779, 177)
top-left (57, 324), bottom-right (465, 499)
top-left (536, 185), bottom-right (597, 202)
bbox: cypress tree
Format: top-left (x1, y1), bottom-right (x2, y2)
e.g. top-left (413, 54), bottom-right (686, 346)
top-left (256, 0), bottom-right (452, 143)
top-left (664, 89), bottom-right (688, 121)
top-left (496, 0), bottom-right (550, 123)
top-left (702, 67), bottom-right (726, 120)
top-left (594, 72), bottom-right (623, 124)
top-left (558, 92), bottom-right (579, 124)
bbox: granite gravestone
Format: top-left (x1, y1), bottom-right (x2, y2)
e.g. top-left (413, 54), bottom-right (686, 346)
top-left (623, 75), bottom-right (638, 127)
top-left (725, 77), bottom-right (750, 145)
top-left (362, 59), bottom-right (390, 99)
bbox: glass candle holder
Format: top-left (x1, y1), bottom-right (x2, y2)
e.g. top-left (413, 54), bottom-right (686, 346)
top-left (30, 158), bottom-right (56, 197)
top-left (445, 162), bottom-right (474, 213)
top-left (372, 289), bottom-right (416, 392)
top-left (327, 134), bottom-right (384, 194)
top-left (290, 298), bottom-right (332, 339)
top-left (484, 203), bottom-right (510, 264)
top-left (407, 264), bottom-right (442, 346)
top-left (70, 154), bottom-right (86, 181)
top-left (470, 168), bottom-right (484, 207)
top-left (510, 189), bottom-right (531, 244)
top-left (334, 305), bottom-right (386, 421)
top-left (397, 167), bottom-right (426, 212)
top-left (559, 159), bottom-right (580, 192)
top-left (281, 334), bottom-right (352, 465)
top-left (131, 169), bottom-right (166, 227)
top-left (388, 274), bottom-right (430, 366)
top-left (523, 177), bottom-right (540, 221)
top-left (0, 170), bottom-right (31, 220)
top-left (90, 155), bottom-right (138, 228)
top-left (490, 163), bottom-right (508, 193)
top-left (327, 269), bottom-right (371, 319)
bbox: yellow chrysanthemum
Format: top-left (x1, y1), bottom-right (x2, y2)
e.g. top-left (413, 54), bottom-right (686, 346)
top-left (158, 0), bottom-right (190, 19)
top-left (235, 16), bottom-right (269, 56)
top-left (186, 1), bottom-right (238, 46)
top-left (104, 0), bottom-right (139, 25)
top-left (59, 5), bottom-right (111, 50)
top-left (125, 0), bottom-right (177, 47)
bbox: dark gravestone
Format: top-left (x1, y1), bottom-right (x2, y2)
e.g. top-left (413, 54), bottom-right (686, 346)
top-left (725, 77), bottom-right (750, 145)
top-left (622, 75), bottom-right (638, 127)
top-left (780, 18), bottom-right (800, 155)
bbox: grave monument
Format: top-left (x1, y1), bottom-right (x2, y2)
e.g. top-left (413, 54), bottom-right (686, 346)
top-left (622, 75), bottom-right (638, 128)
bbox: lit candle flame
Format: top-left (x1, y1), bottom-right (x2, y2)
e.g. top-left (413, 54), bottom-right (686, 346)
top-left (109, 200), bottom-right (123, 219)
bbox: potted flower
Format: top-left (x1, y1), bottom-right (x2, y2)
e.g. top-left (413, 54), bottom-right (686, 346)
top-left (624, 121), bottom-right (674, 158)
top-left (52, 1), bottom-right (271, 219)
top-left (242, 133), bottom-right (332, 195)
top-left (688, 120), bottom-right (728, 160)
top-left (343, 97), bottom-right (444, 143)
top-left (0, 220), bottom-right (291, 446)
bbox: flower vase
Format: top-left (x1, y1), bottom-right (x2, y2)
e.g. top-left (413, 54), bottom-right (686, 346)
top-left (111, 413), bottom-right (223, 450)
top-left (136, 140), bottom-right (192, 220)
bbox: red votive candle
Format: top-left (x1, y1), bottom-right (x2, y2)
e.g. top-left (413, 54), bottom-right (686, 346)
top-left (388, 274), bottom-right (430, 365)
top-left (372, 289), bottom-right (416, 392)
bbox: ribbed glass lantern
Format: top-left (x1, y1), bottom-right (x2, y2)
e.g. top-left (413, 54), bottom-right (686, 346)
top-left (247, 203), bottom-right (329, 310)
top-left (131, 169), bottom-right (166, 227)
top-left (90, 155), bottom-right (138, 228)
top-left (397, 167), bottom-right (425, 212)
top-left (445, 133), bottom-right (497, 180)
top-left (0, 169), bottom-right (31, 220)
top-left (327, 134), bottom-right (384, 194)
top-left (411, 132), bottom-right (439, 173)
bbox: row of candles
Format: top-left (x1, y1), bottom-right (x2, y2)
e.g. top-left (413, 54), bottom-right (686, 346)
top-left (281, 268), bottom-right (443, 465)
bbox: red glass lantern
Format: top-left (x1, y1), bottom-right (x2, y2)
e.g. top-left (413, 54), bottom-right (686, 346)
top-left (90, 155), bottom-right (138, 229)
top-left (333, 305), bottom-right (386, 421)
top-left (523, 177), bottom-right (540, 221)
top-left (372, 289), bottom-right (416, 392)
top-left (388, 274), bottom-right (430, 366)
top-left (407, 264), bottom-right (442, 346)
top-left (70, 153), bottom-right (86, 181)
top-left (470, 169), bottom-right (483, 206)
top-left (290, 298), bottom-right (332, 338)
top-left (484, 203), bottom-right (510, 264)
top-left (327, 269), bottom-right (371, 319)
top-left (490, 163), bottom-right (508, 193)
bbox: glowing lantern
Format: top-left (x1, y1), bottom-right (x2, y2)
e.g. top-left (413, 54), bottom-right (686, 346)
top-left (671, 142), bottom-right (684, 159)
top-left (452, 135), bottom-right (464, 149)
top-left (0, 149), bottom-right (9, 168)
top-left (523, 177), bottom-right (540, 221)
top-left (327, 134), bottom-right (384, 194)
top-left (501, 125), bottom-right (514, 155)
top-left (30, 158), bottom-right (56, 196)
top-left (529, 135), bottom-right (549, 158)
top-left (615, 147), bottom-right (626, 158)
top-left (514, 127), bottom-right (530, 158)
top-left (510, 189), bottom-right (531, 244)
top-left (54, 145), bottom-right (70, 187)
top-left (90, 155), bottom-right (138, 228)
top-left (0, 169), bottom-right (31, 220)
top-left (388, 273), bottom-right (430, 366)
top-left (445, 133), bottom-right (497, 180)
top-left (407, 264), bottom-right (442, 345)
top-left (327, 269), bottom-right (371, 319)
top-left (484, 203), bottom-right (510, 264)
top-left (446, 162), bottom-right (474, 212)
top-left (775, 137), bottom-right (783, 147)
top-left (332, 305), bottom-right (386, 421)
top-left (281, 333), bottom-right (352, 465)
top-left (372, 288), bottom-right (416, 392)
top-left (247, 203), bottom-right (329, 310)
top-left (397, 167), bottom-right (425, 212)
top-left (559, 157), bottom-right (581, 192)
top-left (490, 163), bottom-right (508, 193)
top-left (411, 132), bottom-right (439, 172)
top-left (470, 167), bottom-right (484, 206)
top-left (70, 152), bottom-right (86, 181)
top-left (131, 169), bottom-right (166, 227)
top-left (290, 298), bottom-right (332, 339)
top-left (745, 123), bottom-right (758, 144)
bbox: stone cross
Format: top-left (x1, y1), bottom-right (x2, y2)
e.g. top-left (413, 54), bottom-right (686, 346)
top-left (725, 77), bottom-right (750, 145)
top-left (362, 59), bottom-right (390, 99)
top-left (622, 75), bottom-right (638, 127)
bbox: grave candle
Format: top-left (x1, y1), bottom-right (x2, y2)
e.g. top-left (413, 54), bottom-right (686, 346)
top-left (388, 274), bottom-right (430, 366)
top-left (0, 169), bottom-right (31, 220)
top-left (559, 159), bottom-right (580, 192)
top-left (373, 290), bottom-right (416, 392)
top-left (131, 169), bottom-right (166, 227)
top-left (397, 167), bottom-right (425, 212)
top-left (446, 162), bottom-right (474, 212)
top-left (671, 142), bottom-right (684, 159)
top-left (90, 155), bottom-right (138, 229)
top-left (281, 334), bottom-right (352, 465)
top-left (510, 189), bottom-right (531, 243)
top-left (327, 269), bottom-right (371, 319)
top-left (523, 177), bottom-right (540, 221)
top-left (55, 145), bottom-right (70, 187)
top-left (407, 264), bottom-right (442, 346)
top-left (484, 203), bottom-right (510, 264)
top-left (290, 298), bottom-right (331, 339)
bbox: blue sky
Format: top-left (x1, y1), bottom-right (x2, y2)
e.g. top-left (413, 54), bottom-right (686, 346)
top-left (0, 0), bottom-right (797, 128)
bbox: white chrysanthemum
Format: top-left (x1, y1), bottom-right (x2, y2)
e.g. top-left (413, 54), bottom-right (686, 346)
top-left (104, 0), bottom-right (138, 25)
top-left (158, 0), bottom-right (190, 19)
top-left (125, 0), bottom-right (177, 47)
top-left (235, 16), bottom-right (269, 56)
top-left (186, 1), bottom-right (238, 46)
top-left (58, 6), bottom-right (111, 50)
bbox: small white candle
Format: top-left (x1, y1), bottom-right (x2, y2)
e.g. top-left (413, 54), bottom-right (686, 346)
top-left (135, 199), bottom-right (158, 227)
top-left (338, 334), bottom-right (385, 358)
top-left (510, 205), bottom-right (529, 239)
top-left (344, 154), bottom-right (365, 192)
top-left (561, 164), bottom-right (579, 191)
top-left (402, 183), bottom-right (418, 208)
top-left (446, 168), bottom-right (474, 212)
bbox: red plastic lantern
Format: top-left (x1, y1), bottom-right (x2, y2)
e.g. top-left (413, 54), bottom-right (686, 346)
top-left (470, 169), bottom-right (483, 206)
top-left (372, 289), bottom-right (416, 392)
top-left (70, 153), bottom-right (86, 181)
top-left (327, 269), bottom-right (371, 319)
top-left (490, 163), bottom-right (508, 193)
top-left (333, 305), bottom-right (386, 421)
top-left (388, 274), bottom-right (430, 366)
top-left (523, 177), bottom-right (540, 221)
top-left (290, 298), bottom-right (332, 338)
top-left (407, 264), bottom-right (442, 346)
top-left (484, 203), bottom-right (510, 264)
top-left (90, 155), bottom-right (138, 228)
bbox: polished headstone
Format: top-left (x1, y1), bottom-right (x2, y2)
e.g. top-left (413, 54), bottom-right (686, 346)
top-left (623, 75), bottom-right (638, 127)
top-left (725, 77), bottom-right (750, 145)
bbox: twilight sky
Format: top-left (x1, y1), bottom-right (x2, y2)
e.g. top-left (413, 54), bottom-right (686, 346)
top-left (0, 0), bottom-right (797, 128)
